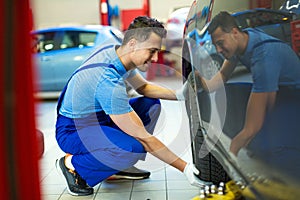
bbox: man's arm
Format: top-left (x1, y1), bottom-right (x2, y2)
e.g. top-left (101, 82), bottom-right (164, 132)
top-left (110, 111), bottom-right (186, 171)
top-left (137, 83), bottom-right (179, 100)
top-left (127, 72), bottom-right (178, 100)
top-left (198, 59), bottom-right (237, 92)
top-left (230, 91), bottom-right (276, 155)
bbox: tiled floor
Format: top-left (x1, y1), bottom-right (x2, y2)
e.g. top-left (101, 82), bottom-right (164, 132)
top-left (36, 75), bottom-right (202, 200)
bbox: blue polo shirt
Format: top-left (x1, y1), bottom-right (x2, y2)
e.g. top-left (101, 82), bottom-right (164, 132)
top-left (59, 45), bottom-right (137, 118)
top-left (238, 28), bottom-right (300, 92)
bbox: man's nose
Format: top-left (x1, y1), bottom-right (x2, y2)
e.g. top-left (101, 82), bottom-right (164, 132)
top-left (151, 51), bottom-right (159, 62)
top-left (215, 45), bottom-right (222, 54)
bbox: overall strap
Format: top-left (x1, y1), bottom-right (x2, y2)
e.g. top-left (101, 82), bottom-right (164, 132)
top-left (82, 44), bottom-right (114, 65)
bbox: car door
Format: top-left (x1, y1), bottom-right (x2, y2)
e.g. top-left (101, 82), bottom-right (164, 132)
top-left (51, 30), bottom-right (98, 91)
top-left (33, 30), bottom-right (60, 91)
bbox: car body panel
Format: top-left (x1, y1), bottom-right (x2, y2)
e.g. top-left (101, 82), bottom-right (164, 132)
top-left (185, 7), bottom-right (296, 74)
top-left (182, 0), bottom-right (300, 199)
top-left (280, 0), bottom-right (300, 15)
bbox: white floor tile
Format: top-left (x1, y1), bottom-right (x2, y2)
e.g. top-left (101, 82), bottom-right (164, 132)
top-left (167, 189), bottom-right (200, 200)
top-left (167, 180), bottom-right (199, 190)
top-left (131, 190), bottom-right (167, 200)
top-left (99, 180), bottom-right (133, 193)
top-left (95, 192), bottom-right (131, 200)
top-left (132, 179), bottom-right (166, 191)
top-left (42, 194), bottom-right (61, 200)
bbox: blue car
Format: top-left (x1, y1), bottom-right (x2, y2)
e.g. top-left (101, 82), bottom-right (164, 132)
top-left (31, 25), bottom-right (123, 92)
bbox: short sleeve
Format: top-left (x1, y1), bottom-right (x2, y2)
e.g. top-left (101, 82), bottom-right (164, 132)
top-left (96, 71), bottom-right (133, 115)
top-left (250, 44), bottom-right (281, 93)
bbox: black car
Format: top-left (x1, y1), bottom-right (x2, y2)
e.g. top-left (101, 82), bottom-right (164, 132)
top-left (182, 0), bottom-right (300, 199)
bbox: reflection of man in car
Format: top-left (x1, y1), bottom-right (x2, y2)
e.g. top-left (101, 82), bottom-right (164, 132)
top-left (199, 11), bottom-right (300, 157)
top-left (55, 16), bottom-right (204, 196)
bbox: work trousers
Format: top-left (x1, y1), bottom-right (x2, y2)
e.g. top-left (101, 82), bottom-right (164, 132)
top-left (56, 97), bottom-right (161, 186)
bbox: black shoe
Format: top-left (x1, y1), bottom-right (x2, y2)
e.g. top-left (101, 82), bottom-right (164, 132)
top-left (107, 166), bottom-right (151, 180)
top-left (56, 157), bottom-right (94, 196)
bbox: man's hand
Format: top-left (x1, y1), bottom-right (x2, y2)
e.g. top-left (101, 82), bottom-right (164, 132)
top-left (183, 163), bottom-right (210, 187)
top-left (175, 81), bottom-right (189, 101)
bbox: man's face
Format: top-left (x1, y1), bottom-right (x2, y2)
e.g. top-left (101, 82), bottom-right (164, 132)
top-left (131, 32), bottom-right (162, 72)
top-left (211, 27), bottom-right (238, 59)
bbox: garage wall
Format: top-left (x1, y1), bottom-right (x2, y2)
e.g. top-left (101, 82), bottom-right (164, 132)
top-left (31, 0), bottom-right (286, 30)
top-left (31, 0), bottom-right (100, 29)
top-left (31, 0), bottom-right (193, 29)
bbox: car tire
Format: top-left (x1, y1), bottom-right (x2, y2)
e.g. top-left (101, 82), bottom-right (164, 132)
top-left (186, 76), bottom-right (231, 185)
top-left (200, 54), bottom-right (224, 79)
top-left (210, 54), bottom-right (224, 70)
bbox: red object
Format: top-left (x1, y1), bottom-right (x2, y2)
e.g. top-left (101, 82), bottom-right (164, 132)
top-left (121, 9), bottom-right (145, 31)
top-left (100, 0), bottom-right (110, 25)
top-left (167, 18), bottom-right (180, 24)
top-left (143, 0), bottom-right (150, 17)
top-left (120, 0), bottom-right (150, 31)
top-left (291, 20), bottom-right (300, 55)
top-left (207, 0), bottom-right (214, 22)
top-left (0, 0), bottom-right (41, 199)
top-left (37, 130), bottom-right (45, 159)
top-left (257, 0), bottom-right (272, 8)
top-left (250, 0), bottom-right (272, 9)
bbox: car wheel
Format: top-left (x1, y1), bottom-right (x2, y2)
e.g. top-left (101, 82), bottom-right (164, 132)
top-left (186, 74), bottom-right (231, 185)
top-left (200, 54), bottom-right (224, 79)
top-left (210, 54), bottom-right (224, 70)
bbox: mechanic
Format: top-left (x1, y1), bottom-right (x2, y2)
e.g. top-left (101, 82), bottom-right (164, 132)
top-left (199, 11), bottom-right (300, 167)
top-left (55, 16), bottom-right (203, 196)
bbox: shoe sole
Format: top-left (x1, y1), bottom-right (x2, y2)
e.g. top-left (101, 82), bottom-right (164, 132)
top-left (55, 159), bottom-right (84, 196)
top-left (107, 174), bottom-right (150, 180)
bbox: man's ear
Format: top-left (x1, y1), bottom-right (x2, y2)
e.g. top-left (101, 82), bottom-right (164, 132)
top-left (231, 27), bottom-right (240, 39)
top-left (128, 38), bottom-right (137, 51)
top-left (231, 27), bottom-right (239, 35)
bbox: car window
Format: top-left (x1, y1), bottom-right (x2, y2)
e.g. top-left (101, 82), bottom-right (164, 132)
top-left (34, 32), bottom-right (56, 53)
top-left (235, 11), bottom-right (293, 29)
top-left (60, 31), bottom-right (97, 49)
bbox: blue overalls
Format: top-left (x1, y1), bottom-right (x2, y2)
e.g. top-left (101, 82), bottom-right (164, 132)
top-left (55, 53), bottom-right (161, 187)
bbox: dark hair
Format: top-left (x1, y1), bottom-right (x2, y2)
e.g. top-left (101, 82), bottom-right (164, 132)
top-left (122, 16), bottom-right (167, 45)
top-left (208, 11), bottom-right (241, 34)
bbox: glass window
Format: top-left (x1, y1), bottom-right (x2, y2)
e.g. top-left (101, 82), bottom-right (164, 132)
top-left (235, 11), bottom-right (293, 29)
top-left (34, 32), bottom-right (56, 53)
top-left (60, 31), bottom-right (97, 49)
